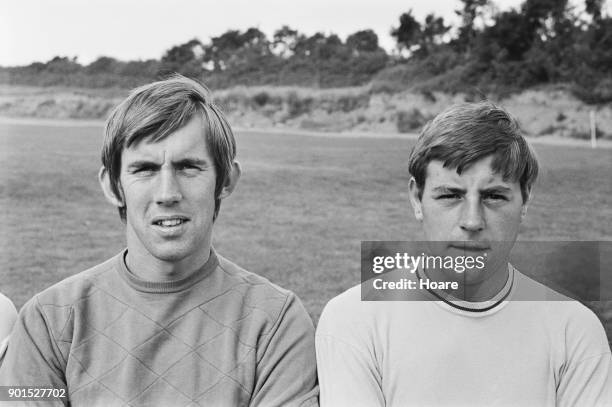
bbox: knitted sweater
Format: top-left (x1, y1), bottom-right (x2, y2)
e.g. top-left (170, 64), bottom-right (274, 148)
top-left (0, 249), bottom-right (318, 407)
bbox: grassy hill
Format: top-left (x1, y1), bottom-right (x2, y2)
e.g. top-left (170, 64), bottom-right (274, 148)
top-left (1, 84), bottom-right (611, 140)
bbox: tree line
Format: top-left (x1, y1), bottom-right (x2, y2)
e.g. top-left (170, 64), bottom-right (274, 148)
top-left (0, 27), bottom-right (387, 89)
top-left (387, 0), bottom-right (611, 103)
top-left (1, 0), bottom-right (610, 102)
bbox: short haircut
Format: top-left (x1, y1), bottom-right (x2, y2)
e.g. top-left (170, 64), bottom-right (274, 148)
top-left (408, 101), bottom-right (538, 202)
top-left (101, 74), bottom-right (236, 221)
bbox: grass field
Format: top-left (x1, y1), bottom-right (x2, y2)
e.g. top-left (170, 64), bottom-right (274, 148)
top-left (0, 122), bottom-right (611, 344)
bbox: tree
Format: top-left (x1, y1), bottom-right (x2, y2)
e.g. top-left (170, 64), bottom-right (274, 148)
top-left (272, 25), bottom-right (301, 57)
top-left (205, 28), bottom-right (271, 71)
top-left (391, 11), bottom-right (449, 56)
top-left (421, 14), bottom-right (451, 54)
top-left (585, 0), bottom-right (604, 22)
top-left (455, 0), bottom-right (489, 52)
top-left (205, 30), bottom-right (243, 70)
top-left (391, 10), bottom-right (422, 53)
top-left (45, 56), bottom-right (81, 74)
top-left (347, 29), bottom-right (379, 53)
top-left (481, 10), bottom-right (533, 60)
top-left (241, 27), bottom-right (268, 49)
top-left (86, 56), bottom-right (121, 75)
top-left (121, 59), bottom-right (159, 79)
top-left (291, 32), bottom-right (337, 59)
top-left (160, 38), bottom-right (205, 77)
top-left (521, 0), bottom-right (570, 40)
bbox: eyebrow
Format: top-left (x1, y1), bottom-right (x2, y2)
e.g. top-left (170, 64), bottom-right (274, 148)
top-left (481, 186), bottom-right (513, 194)
top-left (126, 157), bottom-right (210, 170)
top-left (432, 185), bottom-right (513, 194)
top-left (432, 186), bottom-right (465, 194)
top-left (173, 158), bottom-right (210, 167)
top-left (126, 160), bottom-right (158, 170)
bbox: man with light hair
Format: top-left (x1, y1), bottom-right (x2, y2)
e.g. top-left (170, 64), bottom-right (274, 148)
top-left (316, 101), bottom-right (611, 406)
top-left (0, 75), bottom-right (318, 406)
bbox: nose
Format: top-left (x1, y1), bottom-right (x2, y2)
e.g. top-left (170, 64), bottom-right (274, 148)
top-left (156, 168), bottom-right (182, 205)
top-left (459, 198), bottom-right (485, 233)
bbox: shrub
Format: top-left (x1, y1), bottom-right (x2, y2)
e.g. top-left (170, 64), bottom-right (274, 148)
top-left (286, 91), bottom-right (313, 118)
top-left (252, 91), bottom-right (271, 107)
top-left (568, 127), bottom-right (609, 140)
top-left (420, 89), bottom-right (436, 103)
top-left (539, 125), bottom-right (565, 136)
top-left (396, 108), bottom-right (427, 133)
top-left (335, 94), bottom-right (369, 112)
top-left (571, 78), bottom-right (612, 104)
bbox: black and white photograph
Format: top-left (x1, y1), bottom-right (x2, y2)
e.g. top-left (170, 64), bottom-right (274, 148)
top-left (1, 0), bottom-right (611, 405)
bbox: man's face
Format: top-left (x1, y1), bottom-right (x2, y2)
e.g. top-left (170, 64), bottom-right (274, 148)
top-left (409, 155), bottom-right (528, 284)
top-left (118, 115), bottom-right (217, 268)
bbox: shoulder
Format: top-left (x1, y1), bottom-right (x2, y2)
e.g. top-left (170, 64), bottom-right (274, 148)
top-left (318, 284), bottom-right (362, 325)
top-left (513, 270), bottom-right (575, 301)
top-left (0, 293), bottom-right (17, 340)
top-left (515, 271), bottom-right (605, 327)
top-left (0, 293), bottom-right (17, 317)
top-left (556, 301), bottom-right (610, 359)
top-left (216, 254), bottom-right (294, 303)
top-left (316, 284), bottom-right (395, 370)
top-left (17, 254), bottom-right (121, 341)
top-left (318, 282), bottom-right (401, 325)
top-left (33, 254), bottom-right (120, 309)
top-left (215, 254), bottom-right (313, 329)
top-left (515, 271), bottom-right (610, 358)
top-left (317, 283), bottom-right (381, 339)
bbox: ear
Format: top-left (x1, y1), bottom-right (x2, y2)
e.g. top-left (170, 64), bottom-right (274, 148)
top-left (520, 189), bottom-right (531, 221)
top-left (218, 161), bottom-right (241, 200)
top-left (98, 167), bottom-right (124, 207)
top-left (408, 177), bottom-right (423, 221)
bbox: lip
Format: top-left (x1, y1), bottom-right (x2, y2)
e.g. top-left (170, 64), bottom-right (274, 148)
top-left (449, 242), bottom-right (490, 251)
top-left (151, 215), bottom-right (190, 224)
top-left (150, 215), bottom-right (190, 237)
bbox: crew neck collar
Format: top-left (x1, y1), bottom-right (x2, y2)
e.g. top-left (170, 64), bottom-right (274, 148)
top-left (116, 248), bottom-right (219, 293)
top-left (417, 264), bottom-right (516, 315)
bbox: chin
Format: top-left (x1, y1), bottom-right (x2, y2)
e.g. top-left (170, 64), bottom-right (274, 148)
top-left (151, 252), bottom-right (189, 264)
top-left (148, 243), bottom-right (194, 263)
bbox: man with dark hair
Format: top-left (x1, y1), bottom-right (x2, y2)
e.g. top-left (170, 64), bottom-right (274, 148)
top-left (316, 101), bottom-right (611, 406)
top-left (0, 75), bottom-right (318, 406)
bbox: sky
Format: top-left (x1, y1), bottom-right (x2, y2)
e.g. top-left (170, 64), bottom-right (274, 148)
top-left (0, 0), bottom-right (600, 66)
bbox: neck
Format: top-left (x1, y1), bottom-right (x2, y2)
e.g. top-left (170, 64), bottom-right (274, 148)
top-left (125, 248), bottom-right (211, 282)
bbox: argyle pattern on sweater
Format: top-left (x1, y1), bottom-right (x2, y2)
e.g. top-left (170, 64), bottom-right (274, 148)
top-left (0, 250), bottom-right (318, 407)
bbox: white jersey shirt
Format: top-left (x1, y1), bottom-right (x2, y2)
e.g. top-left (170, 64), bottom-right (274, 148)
top-left (316, 267), bottom-right (612, 406)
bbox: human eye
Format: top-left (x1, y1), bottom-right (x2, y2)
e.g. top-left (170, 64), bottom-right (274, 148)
top-left (176, 162), bottom-right (203, 175)
top-left (177, 163), bottom-right (198, 170)
top-left (483, 193), bottom-right (508, 203)
top-left (130, 165), bottom-right (156, 176)
top-left (436, 193), bottom-right (461, 200)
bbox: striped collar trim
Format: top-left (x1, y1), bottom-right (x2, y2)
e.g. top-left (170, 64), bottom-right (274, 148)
top-left (417, 264), bottom-right (516, 313)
